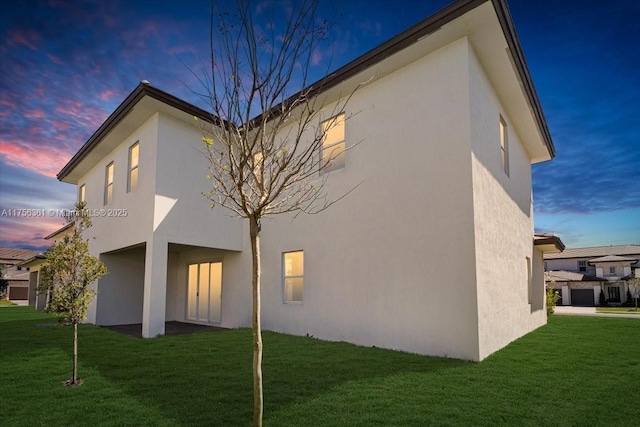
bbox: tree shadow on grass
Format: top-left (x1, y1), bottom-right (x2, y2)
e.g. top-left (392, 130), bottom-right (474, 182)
top-left (80, 328), bottom-right (468, 426)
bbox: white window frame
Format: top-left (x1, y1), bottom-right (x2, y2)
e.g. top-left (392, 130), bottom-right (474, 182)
top-left (127, 142), bottom-right (139, 193)
top-left (578, 260), bottom-right (587, 272)
top-left (321, 113), bottom-right (346, 174)
top-left (104, 162), bottom-right (114, 205)
top-left (499, 115), bottom-right (509, 176)
top-left (283, 250), bottom-right (304, 304)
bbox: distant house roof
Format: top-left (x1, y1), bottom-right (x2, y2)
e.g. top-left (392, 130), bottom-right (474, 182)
top-left (546, 270), bottom-right (602, 282)
top-left (588, 255), bottom-right (638, 265)
top-left (0, 248), bottom-right (39, 265)
top-left (544, 245), bottom-right (640, 260)
top-left (5, 271), bottom-right (30, 282)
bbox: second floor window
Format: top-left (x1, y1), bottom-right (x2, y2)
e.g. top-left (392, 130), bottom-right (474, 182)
top-left (321, 113), bottom-right (345, 173)
top-left (499, 115), bottom-right (509, 176)
top-left (128, 142), bottom-right (139, 192)
top-left (578, 260), bottom-right (586, 272)
top-left (104, 162), bottom-right (114, 205)
top-left (78, 184), bottom-right (86, 203)
top-left (609, 266), bottom-right (616, 275)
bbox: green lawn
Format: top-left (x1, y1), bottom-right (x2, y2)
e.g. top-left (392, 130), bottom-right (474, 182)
top-left (596, 306), bottom-right (640, 315)
top-left (1, 307), bottom-right (638, 426)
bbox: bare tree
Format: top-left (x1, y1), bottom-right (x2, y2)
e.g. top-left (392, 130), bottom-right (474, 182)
top-left (195, 1), bottom-right (365, 425)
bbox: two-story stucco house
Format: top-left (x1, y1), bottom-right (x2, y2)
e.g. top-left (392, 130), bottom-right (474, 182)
top-left (53, 0), bottom-right (562, 361)
top-left (545, 245), bottom-right (640, 306)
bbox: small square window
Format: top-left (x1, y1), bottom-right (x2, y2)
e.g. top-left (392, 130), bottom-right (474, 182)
top-left (578, 260), bottom-right (587, 272)
top-left (283, 251), bottom-right (304, 303)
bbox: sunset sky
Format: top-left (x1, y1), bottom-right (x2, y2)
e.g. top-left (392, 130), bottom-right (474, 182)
top-left (1, 0), bottom-right (638, 251)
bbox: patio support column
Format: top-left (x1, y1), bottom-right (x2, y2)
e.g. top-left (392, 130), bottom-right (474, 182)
top-left (142, 239), bottom-right (168, 338)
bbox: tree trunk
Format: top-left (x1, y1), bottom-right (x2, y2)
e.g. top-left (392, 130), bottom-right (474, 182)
top-left (249, 216), bottom-right (263, 427)
top-left (72, 321), bottom-right (78, 384)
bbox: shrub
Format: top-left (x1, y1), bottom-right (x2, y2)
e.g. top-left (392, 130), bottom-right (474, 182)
top-left (546, 286), bottom-right (560, 315)
top-left (598, 289), bottom-right (608, 307)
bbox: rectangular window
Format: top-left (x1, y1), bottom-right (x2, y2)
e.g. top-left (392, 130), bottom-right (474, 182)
top-left (78, 184), bottom-right (86, 203)
top-left (283, 251), bottom-right (304, 303)
top-left (609, 266), bottom-right (616, 275)
top-left (526, 256), bottom-right (532, 304)
top-left (104, 162), bottom-right (114, 205)
top-left (607, 286), bottom-right (620, 302)
top-left (499, 116), bottom-right (509, 176)
top-left (321, 113), bottom-right (346, 173)
top-left (128, 142), bottom-right (139, 192)
top-left (578, 260), bottom-right (587, 272)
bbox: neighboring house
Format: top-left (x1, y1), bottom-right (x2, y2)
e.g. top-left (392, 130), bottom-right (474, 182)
top-left (0, 248), bottom-right (38, 302)
top-left (545, 245), bottom-right (640, 306)
top-left (15, 224), bottom-right (73, 309)
top-left (54, 0), bottom-right (562, 361)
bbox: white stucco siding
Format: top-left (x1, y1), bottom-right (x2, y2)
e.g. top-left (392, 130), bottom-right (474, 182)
top-left (252, 38), bottom-right (481, 360)
top-left (167, 247), bottom-right (250, 328)
top-left (154, 113), bottom-right (243, 251)
top-left (95, 246), bottom-right (145, 325)
top-left (467, 43), bottom-right (545, 360)
top-left (79, 114), bottom-right (159, 324)
top-left (79, 113), bottom-right (159, 254)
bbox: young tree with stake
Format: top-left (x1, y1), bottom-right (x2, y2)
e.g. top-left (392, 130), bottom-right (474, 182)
top-left (39, 201), bottom-right (106, 387)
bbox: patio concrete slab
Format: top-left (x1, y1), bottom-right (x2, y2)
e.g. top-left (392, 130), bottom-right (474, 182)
top-left (103, 321), bottom-right (227, 338)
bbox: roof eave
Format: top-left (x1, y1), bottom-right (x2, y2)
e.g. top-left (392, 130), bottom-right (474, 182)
top-left (57, 83), bottom-right (219, 181)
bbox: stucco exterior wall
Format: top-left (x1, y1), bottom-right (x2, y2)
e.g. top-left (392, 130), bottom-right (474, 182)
top-left (167, 247), bottom-right (250, 328)
top-left (242, 37), bottom-right (482, 360)
top-left (154, 113), bottom-right (243, 251)
top-left (467, 43), bottom-right (545, 360)
top-left (96, 246), bottom-right (145, 325)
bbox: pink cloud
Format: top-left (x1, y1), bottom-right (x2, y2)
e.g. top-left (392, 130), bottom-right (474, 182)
top-left (98, 88), bottom-right (119, 101)
top-left (54, 99), bottom-right (106, 129)
top-left (51, 120), bottom-right (71, 132)
top-left (311, 49), bottom-right (322, 66)
top-left (47, 54), bottom-right (64, 64)
top-left (6, 29), bottom-right (41, 51)
top-left (0, 98), bottom-right (17, 109)
top-left (24, 109), bottom-right (45, 119)
top-left (0, 139), bottom-right (72, 178)
top-left (0, 215), bottom-right (66, 249)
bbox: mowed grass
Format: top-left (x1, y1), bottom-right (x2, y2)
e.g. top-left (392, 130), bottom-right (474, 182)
top-left (596, 306), bottom-right (640, 315)
top-left (1, 307), bottom-right (638, 426)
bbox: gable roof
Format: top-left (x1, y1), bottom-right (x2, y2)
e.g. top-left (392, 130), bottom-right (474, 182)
top-left (546, 270), bottom-right (602, 282)
top-left (588, 255), bottom-right (638, 264)
top-left (57, 83), bottom-right (214, 181)
top-left (58, 0), bottom-right (555, 182)
top-left (0, 248), bottom-right (39, 265)
top-left (544, 245), bottom-right (640, 260)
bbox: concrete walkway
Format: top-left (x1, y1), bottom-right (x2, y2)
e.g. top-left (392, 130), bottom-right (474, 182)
top-left (554, 305), bottom-right (640, 319)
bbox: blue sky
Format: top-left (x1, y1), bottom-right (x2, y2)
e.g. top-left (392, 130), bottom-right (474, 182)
top-left (0, 0), bottom-right (638, 251)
